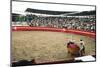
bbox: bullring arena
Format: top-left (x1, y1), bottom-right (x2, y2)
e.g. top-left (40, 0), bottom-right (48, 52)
top-left (12, 26), bottom-right (96, 64)
top-left (12, 1), bottom-right (96, 66)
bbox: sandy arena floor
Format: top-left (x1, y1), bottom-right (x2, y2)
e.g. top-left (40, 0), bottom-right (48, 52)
top-left (12, 31), bottom-right (96, 63)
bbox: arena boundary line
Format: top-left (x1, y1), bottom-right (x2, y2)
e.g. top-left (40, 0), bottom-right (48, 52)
top-left (12, 26), bottom-right (96, 38)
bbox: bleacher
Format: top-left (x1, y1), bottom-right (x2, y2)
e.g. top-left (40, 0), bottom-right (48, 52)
top-left (12, 9), bottom-right (96, 32)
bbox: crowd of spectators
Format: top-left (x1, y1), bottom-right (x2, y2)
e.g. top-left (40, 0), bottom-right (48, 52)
top-left (12, 14), bottom-right (96, 32)
top-left (27, 15), bottom-right (95, 32)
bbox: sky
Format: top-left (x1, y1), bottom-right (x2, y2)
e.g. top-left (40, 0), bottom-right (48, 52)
top-left (12, 1), bottom-right (95, 15)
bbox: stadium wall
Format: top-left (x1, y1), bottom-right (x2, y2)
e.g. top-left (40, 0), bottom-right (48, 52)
top-left (12, 26), bottom-right (96, 38)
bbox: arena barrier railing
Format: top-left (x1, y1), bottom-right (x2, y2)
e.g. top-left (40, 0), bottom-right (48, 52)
top-left (12, 26), bottom-right (96, 38)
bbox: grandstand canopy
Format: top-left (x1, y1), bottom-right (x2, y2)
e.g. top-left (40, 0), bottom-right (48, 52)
top-left (12, 1), bottom-right (95, 16)
top-left (67, 10), bottom-right (96, 16)
top-left (25, 8), bottom-right (75, 15)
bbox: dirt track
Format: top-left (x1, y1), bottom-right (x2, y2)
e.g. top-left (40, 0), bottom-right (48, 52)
top-left (12, 31), bottom-right (96, 63)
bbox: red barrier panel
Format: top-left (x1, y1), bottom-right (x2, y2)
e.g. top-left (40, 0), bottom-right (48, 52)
top-left (12, 26), bottom-right (96, 38)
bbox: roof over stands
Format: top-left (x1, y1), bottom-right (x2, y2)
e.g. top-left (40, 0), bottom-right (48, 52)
top-left (25, 8), bottom-right (75, 15)
top-left (12, 13), bottom-right (21, 16)
top-left (67, 10), bottom-right (96, 16)
top-left (25, 8), bottom-right (96, 16)
top-left (12, 1), bottom-right (96, 17)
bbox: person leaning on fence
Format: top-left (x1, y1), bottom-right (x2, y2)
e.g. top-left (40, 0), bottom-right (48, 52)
top-left (79, 39), bottom-right (85, 56)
